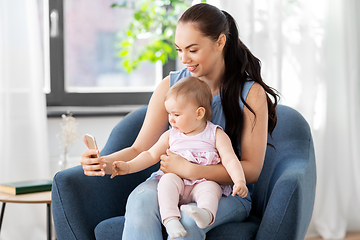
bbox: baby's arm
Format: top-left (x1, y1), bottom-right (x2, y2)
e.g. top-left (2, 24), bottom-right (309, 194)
top-left (215, 128), bottom-right (248, 198)
top-left (111, 130), bottom-right (170, 178)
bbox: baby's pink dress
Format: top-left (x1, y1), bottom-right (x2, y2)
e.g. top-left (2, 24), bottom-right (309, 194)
top-left (155, 121), bottom-right (232, 196)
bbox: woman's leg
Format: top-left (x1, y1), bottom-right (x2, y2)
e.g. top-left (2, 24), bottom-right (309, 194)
top-left (122, 178), bottom-right (163, 240)
top-left (174, 195), bottom-right (249, 240)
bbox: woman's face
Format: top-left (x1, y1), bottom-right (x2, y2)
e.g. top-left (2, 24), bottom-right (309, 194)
top-left (175, 22), bottom-right (225, 81)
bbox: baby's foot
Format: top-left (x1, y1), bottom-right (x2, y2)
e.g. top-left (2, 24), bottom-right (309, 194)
top-left (164, 217), bottom-right (187, 239)
top-left (180, 204), bottom-right (212, 229)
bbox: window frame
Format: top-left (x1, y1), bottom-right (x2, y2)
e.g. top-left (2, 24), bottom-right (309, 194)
top-left (46, 0), bottom-right (175, 108)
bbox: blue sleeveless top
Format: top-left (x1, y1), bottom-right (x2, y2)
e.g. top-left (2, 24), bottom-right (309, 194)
top-left (170, 68), bottom-right (254, 140)
top-left (169, 68), bottom-right (254, 212)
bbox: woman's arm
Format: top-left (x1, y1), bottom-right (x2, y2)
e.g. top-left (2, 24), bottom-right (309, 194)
top-left (81, 76), bottom-right (171, 176)
top-left (239, 83), bottom-right (268, 184)
top-left (160, 83), bottom-right (268, 185)
top-left (160, 151), bottom-right (233, 184)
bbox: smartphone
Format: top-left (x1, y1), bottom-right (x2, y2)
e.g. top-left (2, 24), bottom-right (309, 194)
top-left (85, 134), bottom-right (101, 158)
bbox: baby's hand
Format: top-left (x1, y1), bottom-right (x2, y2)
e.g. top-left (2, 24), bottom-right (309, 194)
top-left (110, 161), bottom-right (130, 179)
top-left (232, 180), bottom-right (248, 198)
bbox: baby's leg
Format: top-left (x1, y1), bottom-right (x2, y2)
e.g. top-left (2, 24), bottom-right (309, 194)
top-left (158, 173), bottom-right (187, 238)
top-left (180, 181), bottom-right (222, 228)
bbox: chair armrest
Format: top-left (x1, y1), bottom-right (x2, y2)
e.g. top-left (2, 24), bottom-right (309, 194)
top-left (53, 106), bottom-right (150, 239)
top-left (255, 140), bottom-right (316, 240)
top-left (52, 164), bottom-right (159, 240)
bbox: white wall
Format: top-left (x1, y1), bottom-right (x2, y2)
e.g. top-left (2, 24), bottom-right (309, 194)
top-left (47, 115), bottom-right (123, 175)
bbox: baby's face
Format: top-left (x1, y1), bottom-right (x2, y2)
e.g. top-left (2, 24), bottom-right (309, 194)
top-left (165, 96), bottom-right (202, 135)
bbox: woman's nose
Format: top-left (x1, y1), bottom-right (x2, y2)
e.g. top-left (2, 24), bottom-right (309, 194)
top-left (181, 52), bottom-right (191, 64)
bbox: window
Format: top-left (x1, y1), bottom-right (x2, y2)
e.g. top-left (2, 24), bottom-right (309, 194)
top-left (46, 0), bottom-right (175, 110)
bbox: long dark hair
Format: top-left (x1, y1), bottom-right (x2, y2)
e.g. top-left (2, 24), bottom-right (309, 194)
top-left (179, 3), bottom-right (279, 157)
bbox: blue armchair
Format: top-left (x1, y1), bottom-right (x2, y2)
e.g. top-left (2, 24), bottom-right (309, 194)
top-left (52, 105), bottom-right (316, 240)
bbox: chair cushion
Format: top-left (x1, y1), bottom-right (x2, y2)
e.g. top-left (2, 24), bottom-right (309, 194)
top-left (94, 217), bottom-right (124, 239)
top-left (206, 216), bottom-right (261, 240)
top-left (94, 215), bottom-right (261, 240)
top-left (94, 216), bottom-right (168, 239)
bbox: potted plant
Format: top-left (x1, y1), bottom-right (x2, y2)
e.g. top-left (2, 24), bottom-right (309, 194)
top-left (111, 0), bottom-right (194, 72)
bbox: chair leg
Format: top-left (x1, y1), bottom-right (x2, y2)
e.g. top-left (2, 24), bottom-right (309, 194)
top-left (47, 203), bottom-right (51, 240)
top-left (0, 202), bottom-right (6, 233)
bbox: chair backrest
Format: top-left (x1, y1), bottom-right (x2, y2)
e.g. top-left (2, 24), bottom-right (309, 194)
top-left (250, 105), bottom-right (315, 218)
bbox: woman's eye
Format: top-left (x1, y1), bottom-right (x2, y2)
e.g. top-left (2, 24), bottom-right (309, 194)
top-left (190, 50), bottom-right (197, 53)
top-left (176, 48), bottom-right (182, 52)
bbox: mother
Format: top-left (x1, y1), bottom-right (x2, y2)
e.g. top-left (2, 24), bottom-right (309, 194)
top-left (80, 3), bottom-right (278, 240)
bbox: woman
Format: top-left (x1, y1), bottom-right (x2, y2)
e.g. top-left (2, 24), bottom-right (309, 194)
top-left (81, 3), bottom-right (278, 240)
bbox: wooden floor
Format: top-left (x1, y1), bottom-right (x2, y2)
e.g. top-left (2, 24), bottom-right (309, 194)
top-left (307, 232), bottom-right (360, 240)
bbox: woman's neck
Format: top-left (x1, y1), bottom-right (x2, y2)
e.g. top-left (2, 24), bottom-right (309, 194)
top-left (199, 58), bottom-right (225, 97)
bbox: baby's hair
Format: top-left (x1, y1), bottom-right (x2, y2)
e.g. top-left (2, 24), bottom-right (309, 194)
top-left (166, 77), bottom-right (213, 121)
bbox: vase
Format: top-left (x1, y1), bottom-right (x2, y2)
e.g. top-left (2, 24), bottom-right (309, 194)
top-left (58, 151), bottom-right (69, 171)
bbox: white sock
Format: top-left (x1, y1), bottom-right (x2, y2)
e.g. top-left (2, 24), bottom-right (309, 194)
top-left (164, 217), bottom-right (187, 239)
top-left (180, 204), bottom-right (213, 229)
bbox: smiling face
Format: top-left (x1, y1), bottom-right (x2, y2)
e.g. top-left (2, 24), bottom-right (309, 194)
top-left (164, 95), bottom-right (206, 136)
top-left (175, 22), bottom-right (226, 82)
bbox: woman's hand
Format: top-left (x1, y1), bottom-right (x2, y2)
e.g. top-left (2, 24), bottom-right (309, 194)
top-left (160, 150), bottom-right (193, 179)
top-left (80, 135), bottom-right (106, 177)
top-left (160, 149), bottom-right (233, 184)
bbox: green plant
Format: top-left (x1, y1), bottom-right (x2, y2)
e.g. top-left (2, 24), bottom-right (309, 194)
top-left (112, 0), bottom-right (192, 72)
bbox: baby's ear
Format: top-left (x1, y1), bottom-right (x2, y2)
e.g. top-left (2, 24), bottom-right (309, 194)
top-left (196, 107), bottom-right (206, 120)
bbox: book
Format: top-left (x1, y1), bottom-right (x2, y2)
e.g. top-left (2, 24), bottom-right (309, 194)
top-left (0, 179), bottom-right (52, 195)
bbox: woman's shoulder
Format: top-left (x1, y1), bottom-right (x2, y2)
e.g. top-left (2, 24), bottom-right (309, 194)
top-left (245, 82), bottom-right (267, 105)
top-left (154, 75), bottom-right (171, 96)
top-left (242, 82), bottom-right (268, 120)
top-left (169, 68), bottom-right (191, 87)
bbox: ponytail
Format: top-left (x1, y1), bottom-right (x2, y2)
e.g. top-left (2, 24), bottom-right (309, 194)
top-left (221, 11), bottom-right (279, 153)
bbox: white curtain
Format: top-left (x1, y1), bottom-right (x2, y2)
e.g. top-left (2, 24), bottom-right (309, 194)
top-left (309, 0), bottom-right (360, 238)
top-left (0, 0), bottom-right (50, 239)
top-left (214, 0), bottom-right (360, 238)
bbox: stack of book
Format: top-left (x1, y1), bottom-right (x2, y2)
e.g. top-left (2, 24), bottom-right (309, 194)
top-left (0, 179), bottom-right (52, 195)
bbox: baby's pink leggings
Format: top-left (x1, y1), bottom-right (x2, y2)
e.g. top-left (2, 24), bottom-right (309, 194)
top-left (157, 173), bottom-right (222, 225)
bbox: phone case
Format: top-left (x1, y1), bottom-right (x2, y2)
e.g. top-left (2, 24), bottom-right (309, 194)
top-left (85, 134), bottom-right (100, 158)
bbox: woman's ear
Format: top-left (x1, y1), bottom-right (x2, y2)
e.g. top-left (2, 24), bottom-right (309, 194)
top-left (217, 34), bottom-right (226, 51)
top-left (196, 107), bottom-right (206, 120)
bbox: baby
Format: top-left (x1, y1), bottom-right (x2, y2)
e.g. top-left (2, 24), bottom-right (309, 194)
top-left (111, 76), bottom-right (248, 239)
